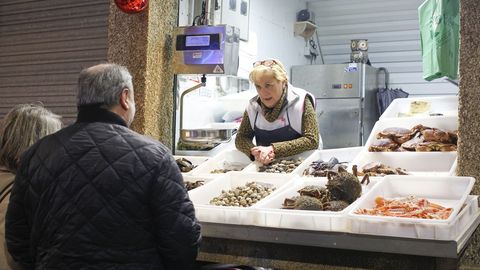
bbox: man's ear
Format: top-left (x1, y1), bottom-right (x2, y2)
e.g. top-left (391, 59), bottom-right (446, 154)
top-left (119, 88), bottom-right (130, 110)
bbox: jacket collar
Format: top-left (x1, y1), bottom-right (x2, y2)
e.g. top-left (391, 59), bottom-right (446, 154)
top-left (76, 104), bottom-right (128, 127)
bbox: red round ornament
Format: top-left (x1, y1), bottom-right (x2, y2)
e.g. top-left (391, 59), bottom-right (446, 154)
top-left (114, 0), bottom-right (148, 14)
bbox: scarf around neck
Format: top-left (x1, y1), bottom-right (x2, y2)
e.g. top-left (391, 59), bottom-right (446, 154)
top-left (259, 87), bottom-right (287, 122)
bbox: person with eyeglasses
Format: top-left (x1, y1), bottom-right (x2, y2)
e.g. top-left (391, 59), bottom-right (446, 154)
top-left (235, 59), bottom-right (320, 164)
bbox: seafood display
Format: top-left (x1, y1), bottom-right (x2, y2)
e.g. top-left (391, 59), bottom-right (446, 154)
top-left (176, 157), bottom-right (197, 172)
top-left (303, 157), bottom-right (348, 177)
top-left (258, 158), bottom-right (303, 173)
top-left (210, 168), bottom-right (241, 174)
top-left (369, 125), bottom-right (457, 152)
top-left (210, 160), bottom-right (246, 174)
top-left (357, 162), bottom-right (409, 176)
top-left (282, 166), bottom-right (369, 212)
top-left (209, 182), bottom-right (276, 207)
top-left (355, 196), bottom-right (453, 220)
top-left (184, 180), bottom-right (205, 191)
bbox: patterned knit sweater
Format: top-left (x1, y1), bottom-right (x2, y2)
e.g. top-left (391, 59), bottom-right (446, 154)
top-left (235, 92), bottom-right (319, 160)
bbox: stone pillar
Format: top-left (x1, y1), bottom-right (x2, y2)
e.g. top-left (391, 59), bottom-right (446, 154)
top-left (107, 1), bottom-right (178, 149)
top-left (458, 0), bottom-right (480, 266)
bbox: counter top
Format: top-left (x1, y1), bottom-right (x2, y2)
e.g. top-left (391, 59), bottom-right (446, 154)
top-left (201, 211), bottom-right (480, 259)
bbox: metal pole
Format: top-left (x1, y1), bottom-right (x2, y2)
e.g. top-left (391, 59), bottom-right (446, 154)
top-left (204, 0), bottom-right (210, 25)
top-left (179, 83), bottom-right (205, 135)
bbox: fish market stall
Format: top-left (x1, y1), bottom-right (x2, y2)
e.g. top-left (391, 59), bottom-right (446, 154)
top-left (180, 96), bottom-right (480, 269)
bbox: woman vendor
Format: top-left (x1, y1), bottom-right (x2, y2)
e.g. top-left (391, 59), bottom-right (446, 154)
top-left (235, 59), bottom-right (320, 165)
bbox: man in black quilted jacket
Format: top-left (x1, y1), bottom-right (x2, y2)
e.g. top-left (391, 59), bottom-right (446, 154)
top-left (5, 63), bottom-right (202, 270)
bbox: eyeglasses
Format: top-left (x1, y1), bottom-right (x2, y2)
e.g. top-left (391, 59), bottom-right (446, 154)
top-left (253, 59), bottom-right (278, 68)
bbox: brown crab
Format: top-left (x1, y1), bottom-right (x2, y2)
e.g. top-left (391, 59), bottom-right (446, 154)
top-left (368, 138), bottom-right (399, 152)
top-left (410, 124), bottom-right (431, 133)
top-left (297, 185), bottom-right (331, 201)
top-left (448, 130), bottom-right (458, 144)
top-left (400, 132), bottom-right (424, 151)
top-left (359, 162), bottom-right (409, 176)
top-left (415, 142), bottom-right (457, 152)
top-left (184, 180), bottom-right (205, 191)
top-left (176, 158), bottom-right (196, 172)
top-left (282, 196), bottom-right (324, 210)
top-left (421, 128), bottom-right (451, 143)
top-left (377, 127), bottom-right (416, 144)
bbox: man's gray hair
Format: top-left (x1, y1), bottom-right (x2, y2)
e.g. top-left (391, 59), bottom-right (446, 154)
top-left (77, 63), bottom-right (133, 107)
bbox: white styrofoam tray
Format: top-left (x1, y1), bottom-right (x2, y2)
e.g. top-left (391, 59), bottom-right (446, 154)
top-left (298, 147), bottom-right (364, 177)
top-left (350, 151), bottom-right (457, 176)
top-left (365, 115), bottom-right (458, 150)
top-left (242, 150), bottom-right (315, 175)
top-left (349, 175), bottom-right (475, 226)
top-left (449, 157), bottom-right (458, 176)
top-left (189, 149), bottom-right (252, 176)
top-left (380, 96), bottom-right (458, 119)
top-left (350, 195), bottom-right (478, 240)
top-left (188, 172), bottom-right (295, 225)
top-left (253, 177), bottom-right (377, 231)
top-left (173, 155), bottom-right (209, 175)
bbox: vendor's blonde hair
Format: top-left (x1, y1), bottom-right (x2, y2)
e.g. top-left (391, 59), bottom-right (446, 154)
top-left (0, 104), bottom-right (62, 172)
top-left (249, 59), bottom-right (289, 84)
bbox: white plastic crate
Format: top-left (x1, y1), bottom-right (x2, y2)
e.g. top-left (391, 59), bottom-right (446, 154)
top-left (365, 115), bottom-right (458, 150)
top-left (253, 177), bottom-right (377, 231)
top-left (189, 149), bottom-right (252, 177)
top-left (350, 195), bottom-right (478, 240)
top-left (188, 172), bottom-right (295, 225)
top-left (348, 175), bottom-right (475, 239)
top-left (380, 96), bottom-right (458, 119)
top-left (173, 155), bottom-right (209, 175)
top-left (350, 151), bottom-right (457, 176)
top-left (242, 150), bottom-right (315, 176)
top-left (297, 147), bottom-right (364, 177)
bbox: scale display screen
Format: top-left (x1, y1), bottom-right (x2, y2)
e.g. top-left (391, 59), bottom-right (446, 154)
top-left (176, 33), bottom-right (220, 51)
top-left (186, 35), bottom-right (210, 47)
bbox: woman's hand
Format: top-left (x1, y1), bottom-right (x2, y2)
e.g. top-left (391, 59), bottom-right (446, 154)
top-left (250, 146), bottom-right (275, 165)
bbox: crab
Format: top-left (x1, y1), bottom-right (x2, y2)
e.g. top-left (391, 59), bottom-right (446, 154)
top-left (282, 196), bottom-right (324, 210)
top-left (303, 157), bottom-right (348, 177)
top-left (184, 180), bottom-right (205, 191)
top-left (297, 185), bottom-right (331, 202)
top-left (359, 162), bottom-right (409, 176)
top-left (400, 132), bottom-right (424, 151)
top-left (176, 158), bottom-right (196, 172)
top-left (421, 128), bottom-right (451, 143)
top-left (324, 200), bottom-right (350, 212)
top-left (410, 124), bottom-right (431, 133)
top-left (377, 127), bottom-right (416, 144)
top-left (415, 142), bottom-right (457, 152)
top-left (448, 130), bottom-right (458, 144)
top-left (326, 166), bottom-right (369, 204)
top-left (368, 138), bottom-right (399, 152)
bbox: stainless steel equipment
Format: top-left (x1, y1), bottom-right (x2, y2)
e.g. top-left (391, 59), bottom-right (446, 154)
top-left (173, 25), bottom-right (240, 144)
top-left (173, 25), bottom-right (239, 75)
top-left (292, 63), bottom-right (379, 149)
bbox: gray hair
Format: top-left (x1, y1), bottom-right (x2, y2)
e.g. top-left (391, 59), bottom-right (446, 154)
top-left (0, 104), bottom-right (62, 172)
top-left (77, 63), bottom-right (133, 107)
